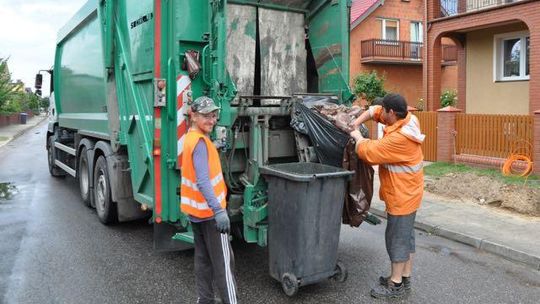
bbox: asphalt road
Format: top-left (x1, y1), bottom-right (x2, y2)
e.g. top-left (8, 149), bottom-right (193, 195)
top-left (1, 122), bottom-right (539, 304)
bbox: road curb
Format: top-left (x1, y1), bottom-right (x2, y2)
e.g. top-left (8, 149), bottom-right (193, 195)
top-left (369, 206), bottom-right (540, 270)
top-left (0, 116), bottom-right (48, 150)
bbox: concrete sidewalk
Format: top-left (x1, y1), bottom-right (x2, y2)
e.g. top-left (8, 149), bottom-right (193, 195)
top-left (369, 168), bottom-right (540, 270)
top-left (0, 114), bottom-right (48, 149)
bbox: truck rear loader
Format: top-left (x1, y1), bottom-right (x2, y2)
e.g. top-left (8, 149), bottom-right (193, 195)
top-left (40, 0), bottom-right (354, 295)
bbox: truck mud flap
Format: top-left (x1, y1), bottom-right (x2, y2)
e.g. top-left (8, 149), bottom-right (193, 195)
top-left (153, 222), bottom-right (193, 252)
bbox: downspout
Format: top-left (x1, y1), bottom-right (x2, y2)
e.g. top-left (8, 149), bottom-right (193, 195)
top-left (423, 0), bottom-right (429, 111)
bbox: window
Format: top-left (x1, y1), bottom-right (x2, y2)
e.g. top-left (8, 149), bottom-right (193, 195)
top-left (494, 31), bottom-right (530, 81)
top-left (380, 19), bottom-right (399, 41)
top-left (410, 22), bottom-right (423, 43)
top-left (410, 22), bottom-right (423, 59)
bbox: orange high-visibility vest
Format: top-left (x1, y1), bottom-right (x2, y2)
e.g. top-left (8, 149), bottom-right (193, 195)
top-left (180, 129), bottom-right (227, 218)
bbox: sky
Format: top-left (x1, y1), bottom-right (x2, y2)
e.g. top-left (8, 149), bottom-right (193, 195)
top-left (0, 0), bottom-right (87, 96)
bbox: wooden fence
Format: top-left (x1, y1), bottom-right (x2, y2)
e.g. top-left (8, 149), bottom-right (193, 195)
top-left (358, 112), bottom-right (533, 163)
top-left (415, 111), bottom-right (438, 161)
top-left (455, 114), bottom-right (533, 159)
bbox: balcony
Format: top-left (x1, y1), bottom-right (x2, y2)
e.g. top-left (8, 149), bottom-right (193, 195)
top-left (360, 39), bottom-right (457, 64)
top-left (440, 0), bottom-right (527, 18)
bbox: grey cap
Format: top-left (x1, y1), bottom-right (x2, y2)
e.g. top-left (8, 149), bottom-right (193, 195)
top-left (191, 96), bottom-right (220, 114)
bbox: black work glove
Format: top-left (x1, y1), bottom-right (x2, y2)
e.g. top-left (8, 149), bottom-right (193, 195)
top-left (214, 210), bottom-right (230, 234)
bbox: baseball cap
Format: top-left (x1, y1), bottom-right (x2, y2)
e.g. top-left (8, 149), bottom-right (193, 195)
top-left (191, 96), bottom-right (220, 114)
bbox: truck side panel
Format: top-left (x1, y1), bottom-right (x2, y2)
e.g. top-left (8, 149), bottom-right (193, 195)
top-left (307, 0), bottom-right (352, 101)
top-left (56, 10), bottom-right (109, 137)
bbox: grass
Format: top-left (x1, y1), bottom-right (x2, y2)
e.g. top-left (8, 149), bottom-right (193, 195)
top-left (0, 136), bottom-right (8, 142)
top-left (424, 162), bottom-right (540, 189)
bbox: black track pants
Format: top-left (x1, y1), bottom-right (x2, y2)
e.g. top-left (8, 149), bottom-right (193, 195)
top-left (192, 220), bottom-right (237, 304)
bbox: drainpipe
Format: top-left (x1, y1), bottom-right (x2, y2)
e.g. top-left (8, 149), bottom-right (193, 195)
top-left (423, 0), bottom-right (429, 110)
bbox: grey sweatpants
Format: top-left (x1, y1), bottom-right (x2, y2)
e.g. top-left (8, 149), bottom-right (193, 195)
top-left (192, 220), bottom-right (237, 304)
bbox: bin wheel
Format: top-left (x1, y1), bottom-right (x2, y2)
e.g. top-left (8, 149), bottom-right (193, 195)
top-left (281, 273), bottom-right (299, 297)
top-left (332, 261), bottom-right (348, 283)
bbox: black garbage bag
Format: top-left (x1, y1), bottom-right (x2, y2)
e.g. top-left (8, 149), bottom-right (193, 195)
top-left (291, 101), bottom-right (349, 167)
top-left (290, 97), bottom-right (374, 227)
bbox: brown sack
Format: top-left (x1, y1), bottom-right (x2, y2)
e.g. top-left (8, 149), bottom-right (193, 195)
top-left (342, 139), bottom-right (374, 227)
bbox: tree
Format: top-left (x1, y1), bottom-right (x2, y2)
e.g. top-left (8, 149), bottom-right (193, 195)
top-left (41, 97), bottom-right (50, 109)
top-left (0, 58), bottom-right (14, 111)
top-left (353, 71), bottom-right (387, 106)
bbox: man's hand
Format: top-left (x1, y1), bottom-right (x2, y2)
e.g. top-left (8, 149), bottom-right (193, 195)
top-left (214, 210), bottom-right (230, 234)
top-left (350, 129), bottom-right (365, 143)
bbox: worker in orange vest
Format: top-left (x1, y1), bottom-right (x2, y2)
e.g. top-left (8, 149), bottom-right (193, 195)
top-left (181, 96), bottom-right (237, 304)
top-left (350, 93), bottom-right (425, 299)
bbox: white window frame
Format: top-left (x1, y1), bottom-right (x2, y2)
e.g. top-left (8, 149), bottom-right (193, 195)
top-left (493, 31), bottom-right (530, 82)
top-left (379, 18), bottom-right (400, 42)
top-left (409, 21), bottom-right (423, 60)
top-left (410, 21), bottom-right (423, 43)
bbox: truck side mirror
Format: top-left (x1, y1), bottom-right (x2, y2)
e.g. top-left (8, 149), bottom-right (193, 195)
top-left (35, 73), bottom-right (43, 90)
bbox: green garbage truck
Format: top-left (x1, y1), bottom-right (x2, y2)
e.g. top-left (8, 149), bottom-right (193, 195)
top-left (42, 0), bottom-right (353, 267)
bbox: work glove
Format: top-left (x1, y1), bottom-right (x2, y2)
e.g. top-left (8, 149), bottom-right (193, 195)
top-left (214, 210), bottom-right (230, 234)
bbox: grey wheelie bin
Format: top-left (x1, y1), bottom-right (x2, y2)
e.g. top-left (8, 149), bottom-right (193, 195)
top-left (260, 162), bottom-right (354, 296)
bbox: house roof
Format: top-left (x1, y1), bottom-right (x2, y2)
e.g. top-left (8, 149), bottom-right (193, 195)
top-left (350, 0), bottom-right (384, 30)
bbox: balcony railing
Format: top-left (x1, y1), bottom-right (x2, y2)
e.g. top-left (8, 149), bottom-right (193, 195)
top-left (440, 0), bottom-right (526, 18)
top-left (360, 39), bottom-right (458, 63)
top-left (361, 40), bottom-right (423, 62)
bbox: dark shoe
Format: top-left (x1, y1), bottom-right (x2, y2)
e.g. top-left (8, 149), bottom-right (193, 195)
top-left (379, 276), bottom-right (411, 291)
top-left (370, 280), bottom-right (405, 299)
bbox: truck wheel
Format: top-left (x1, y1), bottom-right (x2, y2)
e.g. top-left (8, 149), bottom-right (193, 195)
top-left (93, 156), bottom-right (117, 224)
top-left (78, 146), bottom-right (91, 206)
top-left (47, 135), bottom-right (65, 177)
top-left (281, 273), bottom-right (299, 297)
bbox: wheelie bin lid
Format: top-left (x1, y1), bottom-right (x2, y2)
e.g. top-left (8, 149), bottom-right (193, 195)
top-left (260, 162), bottom-right (354, 182)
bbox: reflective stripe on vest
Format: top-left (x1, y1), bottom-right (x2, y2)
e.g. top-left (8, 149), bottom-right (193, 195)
top-left (382, 162), bottom-right (423, 174)
top-left (181, 174), bottom-right (224, 191)
top-left (181, 191), bottom-right (226, 211)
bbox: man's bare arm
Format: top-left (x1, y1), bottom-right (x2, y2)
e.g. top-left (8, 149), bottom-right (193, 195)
top-left (351, 108), bottom-right (372, 129)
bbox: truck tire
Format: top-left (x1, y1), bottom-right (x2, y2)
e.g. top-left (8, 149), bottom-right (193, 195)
top-left (93, 156), bottom-right (118, 224)
top-left (78, 146), bottom-right (91, 206)
top-left (47, 135), bottom-right (65, 177)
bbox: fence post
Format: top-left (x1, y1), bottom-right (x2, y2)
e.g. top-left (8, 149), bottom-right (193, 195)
top-left (436, 106), bottom-right (462, 162)
top-left (534, 110), bottom-right (540, 175)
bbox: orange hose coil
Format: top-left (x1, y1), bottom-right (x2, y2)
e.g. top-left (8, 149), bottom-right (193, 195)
top-left (501, 140), bottom-right (533, 177)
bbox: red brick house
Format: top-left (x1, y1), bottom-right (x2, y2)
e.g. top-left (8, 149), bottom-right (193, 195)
top-left (350, 0), bottom-right (457, 108)
top-left (424, 0), bottom-right (539, 114)
top-left (424, 0), bottom-right (540, 173)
